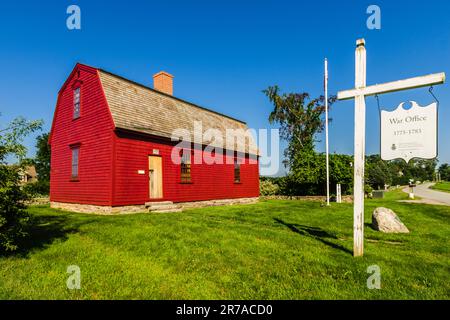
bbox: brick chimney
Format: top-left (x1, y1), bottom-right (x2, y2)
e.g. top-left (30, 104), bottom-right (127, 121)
top-left (153, 71), bottom-right (174, 95)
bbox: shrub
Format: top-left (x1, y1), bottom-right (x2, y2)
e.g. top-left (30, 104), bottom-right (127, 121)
top-left (0, 165), bottom-right (31, 251)
top-left (364, 184), bottom-right (373, 199)
top-left (260, 179), bottom-right (280, 196)
top-left (23, 180), bottom-right (50, 197)
top-left (0, 116), bottom-right (42, 252)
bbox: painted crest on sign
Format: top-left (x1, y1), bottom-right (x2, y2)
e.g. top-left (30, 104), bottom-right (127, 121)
top-left (380, 101), bottom-right (437, 162)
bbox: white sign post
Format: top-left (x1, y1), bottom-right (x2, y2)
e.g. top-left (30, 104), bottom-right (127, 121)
top-left (336, 184), bottom-right (342, 203)
top-left (337, 39), bottom-right (445, 257)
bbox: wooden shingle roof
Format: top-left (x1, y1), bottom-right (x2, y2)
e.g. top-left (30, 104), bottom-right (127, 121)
top-left (98, 69), bottom-right (258, 155)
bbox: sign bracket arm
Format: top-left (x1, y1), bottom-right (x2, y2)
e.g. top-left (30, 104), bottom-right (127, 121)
top-left (429, 86), bottom-right (439, 105)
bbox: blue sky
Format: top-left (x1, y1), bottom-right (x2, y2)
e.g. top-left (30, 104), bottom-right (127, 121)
top-left (0, 0), bottom-right (449, 176)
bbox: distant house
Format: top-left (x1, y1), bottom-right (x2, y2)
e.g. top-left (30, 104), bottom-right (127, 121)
top-left (49, 63), bottom-right (259, 213)
top-left (19, 165), bottom-right (37, 184)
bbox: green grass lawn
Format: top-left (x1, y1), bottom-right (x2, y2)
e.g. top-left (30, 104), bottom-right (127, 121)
top-left (431, 181), bottom-right (450, 193)
top-left (0, 190), bottom-right (448, 300)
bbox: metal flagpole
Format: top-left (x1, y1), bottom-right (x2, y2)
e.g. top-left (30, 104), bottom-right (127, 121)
top-left (325, 58), bottom-right (330, 206)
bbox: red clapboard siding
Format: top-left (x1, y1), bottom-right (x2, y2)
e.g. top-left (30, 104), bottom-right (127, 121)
top-left (49, 65), bottom-right (115, 205)
top-left (112, 131), bottom-right (259, 206)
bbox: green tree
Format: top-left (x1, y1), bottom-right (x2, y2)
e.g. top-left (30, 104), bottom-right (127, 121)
top-left (0, 116), bottom-right (42, 252)
top-left (327, 153), bottom-right (353, 194)
top-left (365, 157), bottom-right (438, 187)
top-left (26, 132), bottom-right (51, 195)
top-left (410, 159), bottom-right (437, 182)
top-left (263, 86), bottom-right (336, 186)
top-left (34, 133), bottom-right (50, 182)
top-left (366, 154), bottom-right (392, 190)
top-left (438, 163), bottom-right (450, 181)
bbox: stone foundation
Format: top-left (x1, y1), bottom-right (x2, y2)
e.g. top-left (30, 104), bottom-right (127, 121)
top-left (50, 197), bottom-right (259, 215)
top-left (50, 202), bottom-right (146, 215)
top-left (178, 197), bottom-right (259, 209)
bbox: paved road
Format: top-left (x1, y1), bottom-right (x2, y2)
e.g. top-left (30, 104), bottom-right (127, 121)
top-left (402, 182), bottom-right (450, 206)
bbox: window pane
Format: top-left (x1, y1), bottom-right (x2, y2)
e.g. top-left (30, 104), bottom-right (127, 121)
top-left (72, 148), bottom-right (79, 178)
top-left (181, 150), bottom-right (191, 164)
top-left (74, 103), bottom-right (80, 117)
top-left (73, 88), bottom-right (80, 118)
top-left (234, 158), bottom-right (241, 182)
top-left (181, 150), bottom-right (191, 182)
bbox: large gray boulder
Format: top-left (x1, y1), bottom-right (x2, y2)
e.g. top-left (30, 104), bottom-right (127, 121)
top-left (372, 207), bottom-right (409, 233)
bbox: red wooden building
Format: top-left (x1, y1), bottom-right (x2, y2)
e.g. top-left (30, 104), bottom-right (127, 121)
top-left (49, 63), bottom-right (259, 213)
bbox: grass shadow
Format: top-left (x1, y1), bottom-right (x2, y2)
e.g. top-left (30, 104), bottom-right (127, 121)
top-left (274, 218), bottom-right (353, 255)
top-left (365, 222), bottom-right (377, 231)
top-left (2, 213), bottom-right (88, 258)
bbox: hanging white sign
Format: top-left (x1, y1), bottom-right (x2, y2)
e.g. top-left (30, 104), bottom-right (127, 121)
top-left (380, 101), bottom-right (437, 162)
